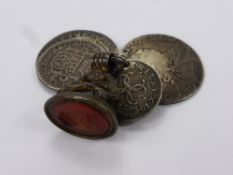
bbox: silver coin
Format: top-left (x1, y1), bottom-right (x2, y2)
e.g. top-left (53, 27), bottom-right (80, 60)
top-left (38, 30), bottom-right (118, 56)
top-left (36, 31), bottom-right (118, 91)
top-left (110, 61), bottom-right (162, 125)
top-left (37, 39), bottom-right (101, 90)
top-left (122, 34), bottom-right (204, 105)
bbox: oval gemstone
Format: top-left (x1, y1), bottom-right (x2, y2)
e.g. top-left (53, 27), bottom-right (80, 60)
top-left (50, 102), bottom-right (110, 136)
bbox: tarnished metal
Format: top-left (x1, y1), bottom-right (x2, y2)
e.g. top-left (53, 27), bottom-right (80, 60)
top-left (45, 84), bottom-right (118, 139)
top-left (38, 30), bottom-right (118, 57)
top-left (109, 61), bottom-right (162, 124)
top-left (36, 30), bottom-right (118, 91)
top-left (37, 30), bottom-right (205, 139)
top-left (91, 52), bottom-right (129, 78)
top-left (84, 60), bottom-right (162, 125)
top-left (122, 34), bottom-right (204, 105)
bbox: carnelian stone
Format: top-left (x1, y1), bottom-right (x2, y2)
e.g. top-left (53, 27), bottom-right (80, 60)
top-left (50, 102), bottom-right (110, 136)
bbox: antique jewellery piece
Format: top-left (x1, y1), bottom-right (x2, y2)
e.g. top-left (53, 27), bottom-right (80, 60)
top-left (36, 30), bottom-right (204, 139)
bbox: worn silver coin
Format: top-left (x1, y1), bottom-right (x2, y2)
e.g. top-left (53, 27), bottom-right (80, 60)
top-left (38, 30), bottom-right (118, 56)
top-left (36, 31), bottom-right (118, 91)
top-left (110, 61), bottom-right (162, 125)
top-left (122, 34), bottom-right (204, 105)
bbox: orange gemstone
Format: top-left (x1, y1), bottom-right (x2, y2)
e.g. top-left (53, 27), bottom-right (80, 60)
top-left (50, 102), bottom-right (110, 136)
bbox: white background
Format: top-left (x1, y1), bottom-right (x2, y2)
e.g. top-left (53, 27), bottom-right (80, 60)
top-left (0, 0), bottom-right (233, 175)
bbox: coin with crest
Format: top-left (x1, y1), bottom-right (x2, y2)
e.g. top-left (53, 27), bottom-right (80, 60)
top-left (109, 61), bottom-right (161, 125)
top-left (122, 34), bottom-right (204, 105)
top-left (38, 30), bottom-right (118, 56)
top-left (36, 31), bottom-right (118, 90)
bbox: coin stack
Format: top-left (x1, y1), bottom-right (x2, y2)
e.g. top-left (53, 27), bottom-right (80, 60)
top-left (36, 30), bottom-right (204, 139)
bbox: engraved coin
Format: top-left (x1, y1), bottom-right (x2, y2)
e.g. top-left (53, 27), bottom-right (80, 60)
top-left (38, 30), bottom-right (118, 57)
top-left (36, 39), bottom-right (105, 90)
top-left (122, 34), bottom-right (204, 105)
top-left (36, 30), bottom-right (118, 90)
top-left (110, 61), bottom-right (161, 125)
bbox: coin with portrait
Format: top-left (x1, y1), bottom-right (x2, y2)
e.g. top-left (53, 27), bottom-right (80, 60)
top-left (122, 34), bottom-right (204, 105)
